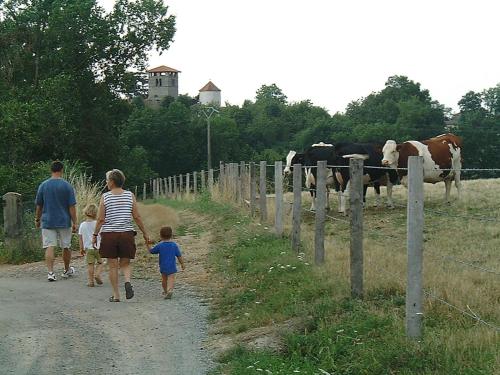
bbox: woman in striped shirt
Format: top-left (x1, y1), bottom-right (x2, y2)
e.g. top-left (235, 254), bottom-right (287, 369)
top-left (93, 169), bottom-right (150, 302)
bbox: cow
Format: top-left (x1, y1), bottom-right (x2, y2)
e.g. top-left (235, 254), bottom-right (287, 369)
top-left (285, 142), bottom-right (398, 212)
top-left (381, 133), bottom-right (462, 202)
top-left (284, 144), bottom-right (337, 211)
top-left (330, 142), bottom-right (399, 213)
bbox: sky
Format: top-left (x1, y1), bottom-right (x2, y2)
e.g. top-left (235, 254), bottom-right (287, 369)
top-left (101, 0), bottom-right (500, 113)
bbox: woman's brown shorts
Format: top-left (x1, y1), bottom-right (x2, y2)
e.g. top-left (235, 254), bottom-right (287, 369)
top-left (99, 231), bottom-right (137, 259)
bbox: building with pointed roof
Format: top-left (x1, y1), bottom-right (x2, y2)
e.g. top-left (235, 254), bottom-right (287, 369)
top-left (199, 80), bottom-right (221, 106)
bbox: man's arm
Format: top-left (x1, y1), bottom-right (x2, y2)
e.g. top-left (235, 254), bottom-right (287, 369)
top-left (69, 205), bottom-right (77, 232)
top-left (35, 205), bottom-right (42, 229)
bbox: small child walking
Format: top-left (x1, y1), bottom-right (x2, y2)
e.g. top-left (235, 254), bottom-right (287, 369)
top-left (79, 203), bottom-right (103, 287)
top-left (148, 226), bottom-right (185, 299)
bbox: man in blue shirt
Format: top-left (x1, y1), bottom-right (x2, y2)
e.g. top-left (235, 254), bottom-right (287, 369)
top-left (35, 161), bottom-right (78, 282)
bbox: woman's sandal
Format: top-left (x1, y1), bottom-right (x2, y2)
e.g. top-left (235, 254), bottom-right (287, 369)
top-left (94, 276), bottom-right (103, 285)
top-left (124, 282), bottom-right (134, 300)
top-left (109, 296), bottom-right (120, 302)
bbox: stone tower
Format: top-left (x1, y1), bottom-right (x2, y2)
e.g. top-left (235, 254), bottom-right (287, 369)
top-left (199, 81), bottom-right (221, 106)
top-left (146, 65), bottom-right (180, 107)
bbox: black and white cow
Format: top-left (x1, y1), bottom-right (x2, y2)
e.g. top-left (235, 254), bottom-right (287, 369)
top-left (285, 142), bottom-right (398, 213)
top-left (284, 143), bottom-right (337, 211)
top-left (330, 143), bottom-right (399, 213)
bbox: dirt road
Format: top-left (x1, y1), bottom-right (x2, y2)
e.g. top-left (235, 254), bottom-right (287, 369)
top-left (0, 204), bottom-right (214, 375)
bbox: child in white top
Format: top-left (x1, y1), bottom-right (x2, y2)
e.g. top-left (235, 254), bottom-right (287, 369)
top-left (79, 204), bottom-right (103, 287)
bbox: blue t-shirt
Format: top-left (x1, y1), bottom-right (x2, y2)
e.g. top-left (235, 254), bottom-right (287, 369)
top-left (35, 178), bottom-right (77, 229)
top-left (149, 241), bottom-right (182, 275)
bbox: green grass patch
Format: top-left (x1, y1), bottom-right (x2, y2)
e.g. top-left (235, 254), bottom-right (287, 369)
top-left (156, 195), bottom-right (497, 375)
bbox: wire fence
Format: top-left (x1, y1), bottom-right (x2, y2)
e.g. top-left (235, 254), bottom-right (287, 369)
top-left (143, 158), bottom-right (500, 337)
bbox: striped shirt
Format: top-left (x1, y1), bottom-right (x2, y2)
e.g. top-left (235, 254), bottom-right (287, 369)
top-left (101, 190), bottom-right (135, 233)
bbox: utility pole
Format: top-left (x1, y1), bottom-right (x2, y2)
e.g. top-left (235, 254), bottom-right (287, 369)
top-left (201, 106), bottom-right (219, 170)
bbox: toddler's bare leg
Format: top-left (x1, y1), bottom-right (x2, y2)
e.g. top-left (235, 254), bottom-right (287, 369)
top-left (167, 274), bottom-right (175, 292)
top-left (161, 274), bottom-right (168, 294)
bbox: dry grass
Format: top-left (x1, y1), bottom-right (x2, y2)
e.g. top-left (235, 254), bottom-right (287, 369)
top-left (66, 172), bottom-right (104, 222)
top-left (249, 177), bottom-right (500, 353)
top-left (137, 203), bottom-right (179, 243)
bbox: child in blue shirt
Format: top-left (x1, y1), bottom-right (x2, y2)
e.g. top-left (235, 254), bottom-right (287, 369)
top-left (148, 226), bottom-right (185, 299)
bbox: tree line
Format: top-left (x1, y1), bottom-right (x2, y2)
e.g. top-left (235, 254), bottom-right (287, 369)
top-left (1, 1), bottom-right (500, 198)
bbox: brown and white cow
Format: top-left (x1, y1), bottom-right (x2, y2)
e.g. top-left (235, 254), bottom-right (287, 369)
top-left (381, 133), bottom-right (462, 202)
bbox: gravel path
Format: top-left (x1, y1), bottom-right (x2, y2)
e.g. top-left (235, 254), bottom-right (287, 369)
top-left (0, 257), bottom-right (214, 375)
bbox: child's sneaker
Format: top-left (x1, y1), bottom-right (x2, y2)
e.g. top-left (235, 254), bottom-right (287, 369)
top-left (47, 272), bottom-right (57, 282)
top-left (61, 266), bottom-right (75, 279)
top-left (164, 290), bottom-right (173, 299)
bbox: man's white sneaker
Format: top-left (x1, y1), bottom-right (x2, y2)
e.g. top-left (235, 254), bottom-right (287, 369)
top-left (47, 272), bottom-right (57, 282)
top-left (61, 266), bottom-right (75, 279)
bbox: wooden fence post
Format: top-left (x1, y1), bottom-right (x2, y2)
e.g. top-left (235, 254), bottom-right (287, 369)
top-left (406, 156), bottom-right (424, 339)
top-left (208, 169), bottom-right (214, 195)
top-left (173, 175), bottom-right (178, 198)
top-left (233, 163), bottom-right (239, 203)
top-left (179, 174), bottom-right (184, 197)
top-left (201, 170), bottom-right (206, 191)
top-left (2, 192), bottom-right (22, 238)
top-left (250, 162), bottom-right (256, 217)
top-left (186, 173), bottom-right (190, 197)
top-left (143, 183), bottom-right (146, 201)
top-left (240, 161), bottom-right (246, 204)
top-left (168, 177), bottom-right (172, 197)
top-left (163, 178), bottom-right (167, 198)
top-left (228, 163), bottom-right (234, 202)
top-left (274, 161), bottom-right (284, 237)
top-left (193, 171), bottom-right (198, 194)
top-left (219, 162), bottom-right (225, 195)
top-left (259, 161), bottom-right (267, 223)
top-left (292, 164), bottom-right (302, 252)
top-left (350, 157), bottom-right (364, 298)
top-left (314, 161), bottom-right (327, 265)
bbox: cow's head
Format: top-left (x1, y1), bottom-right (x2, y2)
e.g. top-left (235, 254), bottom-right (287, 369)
top-left (284, 150), bottom-right (297, 175)
top-left (382, 140), bottom-right (399, 168)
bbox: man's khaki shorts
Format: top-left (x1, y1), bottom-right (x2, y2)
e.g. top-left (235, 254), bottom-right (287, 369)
top-left (42, 228), bottom-right (72, 249)
top-left (85, 249), bottom-right (102, 265)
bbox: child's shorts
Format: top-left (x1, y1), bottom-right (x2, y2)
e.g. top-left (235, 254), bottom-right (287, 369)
top-left (86, 249), bottom-right (102, 265)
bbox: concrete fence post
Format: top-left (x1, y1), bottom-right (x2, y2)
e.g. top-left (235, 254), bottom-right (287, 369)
top-left (349, 157), bottom-right (364, 298)
top-left (259, 161), bottom-right (267, 223)
top-left (314, 161), bottom-right (327, 265)
top-left (274, 161), bottom-right (284, 237)
top-left (250, 162), bottom-right (257, 217)
top-left (406, 156), bottom-right (424, 339)
top-left (143, 183), bottom-right (146, 201)
top-left (193, 171), bottom-right (198, 194)
top-left (179, 174), bottom-right (184, 197)
top-left (2, 192), bottom-right (22, 238)
top-left (291, 164), bottom-right (302, 252)
top-left (186, 173), bottom-right (190, 197)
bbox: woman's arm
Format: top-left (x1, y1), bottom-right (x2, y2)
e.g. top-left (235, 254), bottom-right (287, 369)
top-left (92, 196), bottom-right (105, 248)
top-left (132, 194), bottom-right (150, 243)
